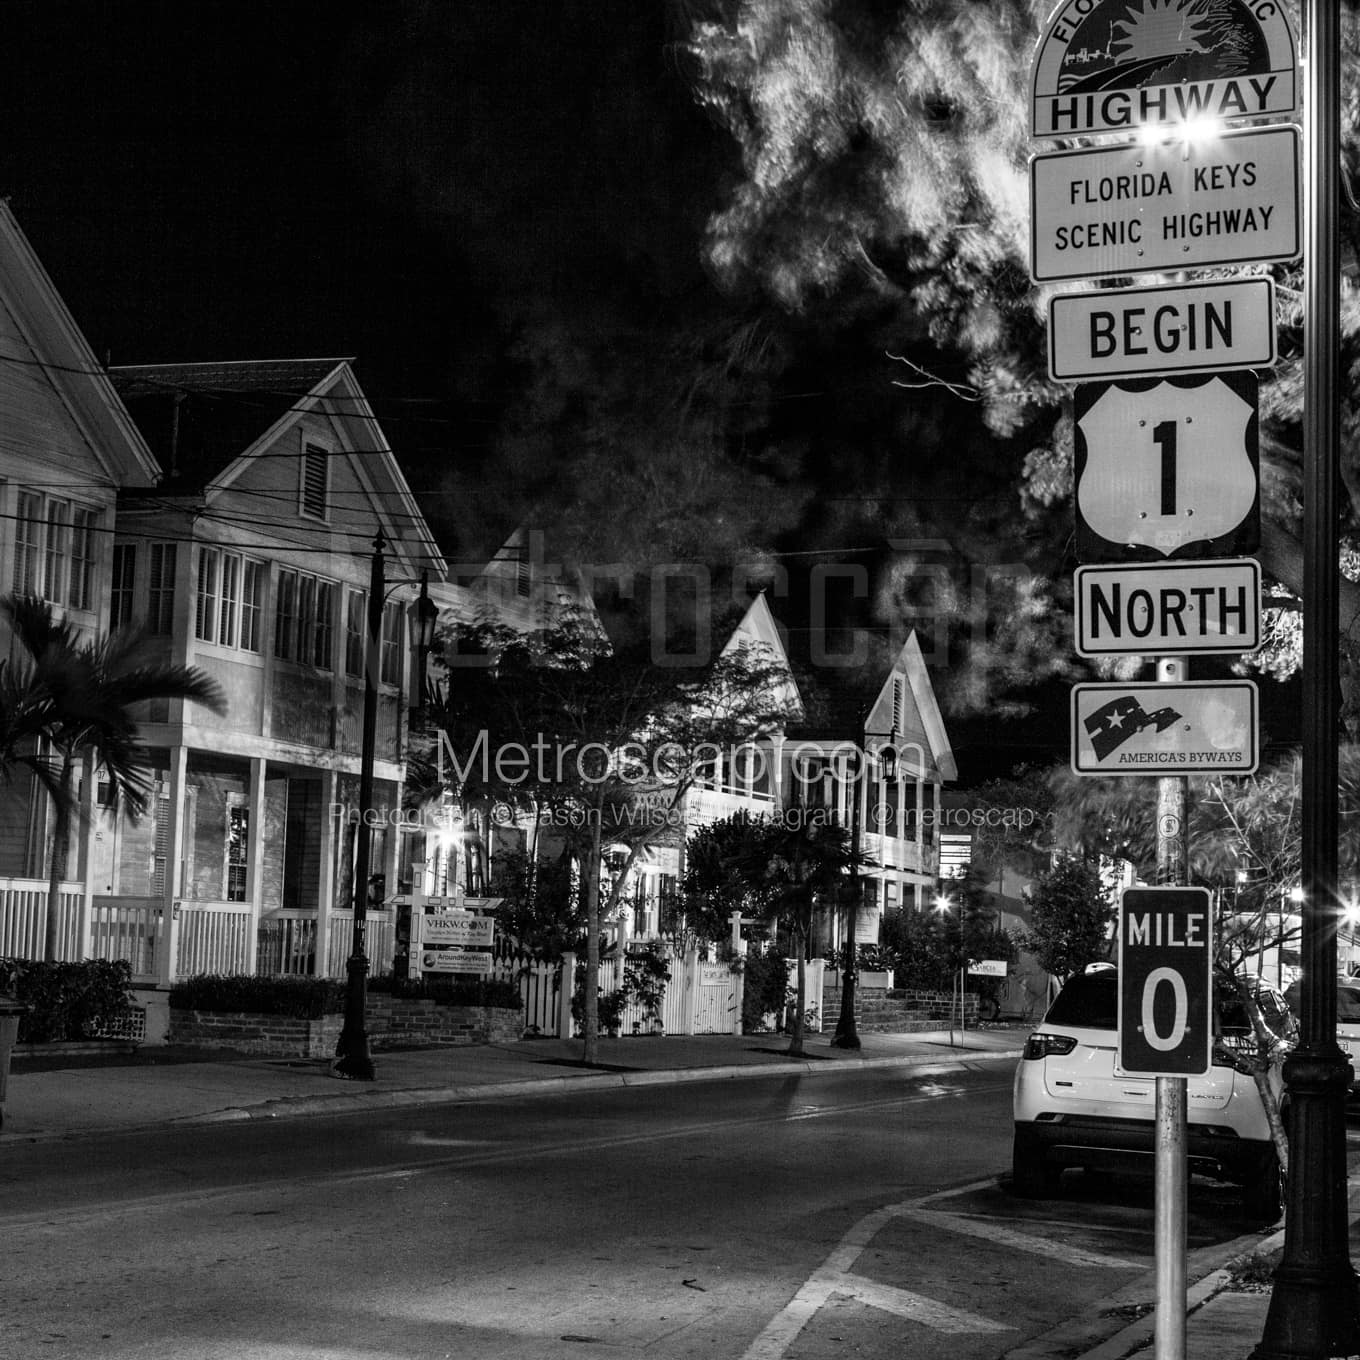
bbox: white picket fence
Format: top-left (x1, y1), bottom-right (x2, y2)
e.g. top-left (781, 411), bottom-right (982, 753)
top-left (0, 878), bottom-right (760, 1040)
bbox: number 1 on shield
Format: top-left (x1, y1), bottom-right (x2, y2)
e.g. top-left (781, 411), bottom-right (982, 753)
top-left (1153, 420), bottom-right (1177, 515)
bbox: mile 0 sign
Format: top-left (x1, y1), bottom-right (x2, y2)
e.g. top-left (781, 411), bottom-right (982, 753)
top-left (1117, 886), bottom-right (1213, 1078)
top-left (1031, 0), bottom-right (1298, 139)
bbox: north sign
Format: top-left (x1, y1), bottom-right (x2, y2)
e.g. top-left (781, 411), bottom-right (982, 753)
top-left (1117, 886), bottom-right (1213, 1078)
top-left (1031, 0), bottom-right (1298, 139)
top-left (1074, 371), bottom-right (1259, 562)
top-left (1071, 680), bottom-right (1258, 776)
top-left (1074, 559), bottom-right (1261, 657)
top-left (1029, 124), bottom-right (1300, 282)
top-left (1048, 279), bottom-right (1276, 383)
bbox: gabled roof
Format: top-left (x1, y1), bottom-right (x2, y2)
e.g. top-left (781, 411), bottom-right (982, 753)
top-left (865, 631), bottom-right (957, 782)
top-left (0, 202), bottom-right (160, 489)
top-left (111, 356), bottom-right (446, 580)
top-left (110, 358), bottom-right (351, 492)
top-left (720, 592), bottom-right (804, 723)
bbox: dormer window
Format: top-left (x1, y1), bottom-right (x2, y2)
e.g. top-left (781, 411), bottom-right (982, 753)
top-left (300, 443), bottom-right (329, 520)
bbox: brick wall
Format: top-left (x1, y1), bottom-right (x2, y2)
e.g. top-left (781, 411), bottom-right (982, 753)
top-left (169, 999), bottom-right (521, 1057)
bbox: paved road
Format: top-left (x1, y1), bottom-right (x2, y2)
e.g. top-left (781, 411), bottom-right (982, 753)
top-left (0, 1065), bottom-right (1277, 1360)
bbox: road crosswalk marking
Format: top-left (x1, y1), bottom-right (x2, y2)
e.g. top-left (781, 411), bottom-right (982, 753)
top-left (899, 1207), bottom-right (1140, 1268)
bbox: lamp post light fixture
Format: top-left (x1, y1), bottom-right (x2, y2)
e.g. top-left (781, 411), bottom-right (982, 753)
top-left (333, 530), bottom-right (387, 1081)
top-left (412, 570), bottom-right (439, 726)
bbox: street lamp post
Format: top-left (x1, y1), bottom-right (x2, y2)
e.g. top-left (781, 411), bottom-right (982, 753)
top-left (333, 530), bottom-right (386, 1081)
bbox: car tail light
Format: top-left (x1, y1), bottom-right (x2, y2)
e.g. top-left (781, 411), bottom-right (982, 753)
top-left (1024, 1032), bottom-right (1079, 1060)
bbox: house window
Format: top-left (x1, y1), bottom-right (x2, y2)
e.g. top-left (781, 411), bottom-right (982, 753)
top-left (43, 500), bottom-right (71, 604)
top-left (10, 492), bottom-right (99, 608)
top-left (240, 561), bottom-right (262, 651)
top-left (380, 600), bottom-right (402, 685)
top-left (892, 678), bottom-right (903, 734)
top-left (274, 570), bottom-right (298, 660)
top-left (225, 799), bottom-right (249, 903)
top-left (516, 550), bottom-right (531, 598)
top-left (13, 491), bottom-right (41, 595)
top-left (300, 443), bottom-right (329, 520)
top-left (344, 590), bottom-right (365, 676)
top-left (69, 507), bottom-right (96, 610)
top-left (147, 543), bottom-right (177, 634)
top-left (110, 544), bottom-right (135, 629)
top-left (273, 567), bottom-right (337, 668)
top-left (312, 581), bottom-right (335, 669)
top-left (196, 547), bottom-right (263, 651)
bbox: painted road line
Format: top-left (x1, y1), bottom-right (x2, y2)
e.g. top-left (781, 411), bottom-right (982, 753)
top-left (900, 1207), bottom-right (1140, 1268)
top-left (740, 1200), bottom-right (1013, 1360)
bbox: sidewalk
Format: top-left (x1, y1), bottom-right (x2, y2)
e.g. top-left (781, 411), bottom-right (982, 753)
top-left (0, 1024), bottom-right (1024, 1141)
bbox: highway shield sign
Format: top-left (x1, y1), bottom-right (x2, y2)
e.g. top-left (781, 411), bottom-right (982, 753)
top-left (1030, 0), bottom-right (1298, 138)
top-left (1029, 125), bottom-right (1300, 282)
top-left (1075, 559), bottom-right (1261, 656)
top-left (1117, 886), bottom-right (1213, 1078)
top-left (1074, 371), bottom-right (1259, 562)
top-left (1071, 680), bottom-right (1258, 775)
top-left (1049, 278), bottom-right (1276, 383)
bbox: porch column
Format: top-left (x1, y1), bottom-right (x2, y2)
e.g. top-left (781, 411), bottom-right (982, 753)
top-left (156, 745), bottom-right (188, 986)
top-left (244, 757), bottom-right (266, 974)
top-left (75, 753), bottom-right (96, 962)
top-left (316, 769), bottom-right (338, 978)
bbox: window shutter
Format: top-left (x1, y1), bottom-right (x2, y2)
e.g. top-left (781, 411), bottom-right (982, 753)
top-left (302, 445), bottom-right (328, 518)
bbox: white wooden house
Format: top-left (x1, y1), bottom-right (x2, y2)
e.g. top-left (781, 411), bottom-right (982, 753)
top-left (96, 357), bottom-right (446, 982)
top-left (0, 202), bottom-right (162, 958)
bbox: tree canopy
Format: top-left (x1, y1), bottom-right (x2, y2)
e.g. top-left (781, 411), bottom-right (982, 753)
top-left (684, 0), bottom-right (1360, 722)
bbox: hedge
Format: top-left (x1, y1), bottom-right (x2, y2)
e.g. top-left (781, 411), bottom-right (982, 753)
top-left (168, 974), bottom-right (345, 1019)
top-left (0, 957), bottom-right (134, 1044)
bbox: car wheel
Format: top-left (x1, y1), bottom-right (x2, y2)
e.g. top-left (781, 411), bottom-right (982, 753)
top-left (1011, 1127), bottom-right (1060, 1198)
top-left (1241, 1145), bottom-right (1284, 1221)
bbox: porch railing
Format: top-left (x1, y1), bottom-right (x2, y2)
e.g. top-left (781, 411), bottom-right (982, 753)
top-left (0, 877), bottom-right (88, 963)
top-left (178, 903), bottom-right (253, 976)
top-left (89, 896), bottom-right (161, 980)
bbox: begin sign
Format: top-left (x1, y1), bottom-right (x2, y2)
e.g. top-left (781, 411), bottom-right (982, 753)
top-left (1117, 886), bottom-right (1213, 1078)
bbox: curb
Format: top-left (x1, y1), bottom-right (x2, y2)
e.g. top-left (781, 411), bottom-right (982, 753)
top-left (176, 1046), bottom-right (1026, 1127)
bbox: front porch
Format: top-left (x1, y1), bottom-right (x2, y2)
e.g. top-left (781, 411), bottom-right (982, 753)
top-left (0, 878), bottom-right (398, 983)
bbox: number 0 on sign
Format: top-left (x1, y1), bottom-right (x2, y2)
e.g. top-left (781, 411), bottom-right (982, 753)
top-left (1117, 886), bottom-right (1213, 1078)
top-left (1074, 371), bottom-right (1259, 563)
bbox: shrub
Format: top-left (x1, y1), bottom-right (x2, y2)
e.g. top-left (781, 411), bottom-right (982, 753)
top-left (168, 974), bottom-right (345, 1019)
top-left (741, 951), bottom-right (789, 1033)
top-left (0, 957), bottom-right (134, 1044)
top-left (572, 947), bottom-right (673, 1035)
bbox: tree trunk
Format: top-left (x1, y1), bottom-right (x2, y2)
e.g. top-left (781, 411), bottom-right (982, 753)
top-left (582, 821), bottom-right (602, 1066)
top-left (43, 754), bottom-right (74, 963)
top-left (832, 931), bottom-right (860, 1049)
top-left (789, 925), bottom-right (806, 1057)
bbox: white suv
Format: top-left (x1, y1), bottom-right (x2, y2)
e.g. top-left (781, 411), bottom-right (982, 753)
top-left (1012, 966), bottom-right (1292, 1218)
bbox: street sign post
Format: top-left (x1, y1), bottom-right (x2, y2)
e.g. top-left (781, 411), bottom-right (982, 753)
top-left (1117, 886), bottom-right (1213, 1078)
top-left (1030, 125), bottom-right (1300, 282)
top-left (1071, 679), bottom-right (1258, 775)
top-left (1074, 371), bottom-right (1259, 562)
top-left (1031, 0), bottom-right (1298, 138)
top-left (1048, 279), bottom-right (1276, 383)
top-left (1074, 559), bottom-right (1261, 656)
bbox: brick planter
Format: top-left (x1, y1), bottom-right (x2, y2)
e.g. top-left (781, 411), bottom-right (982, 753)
top-left (366, 996), bottom-right (521, 1049)
top-left (169, 999), bottom-right (522, 1057)
top-left (169, 1010), bottom-right (343, 1058)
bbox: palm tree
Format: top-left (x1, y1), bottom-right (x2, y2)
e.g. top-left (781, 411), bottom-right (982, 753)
top-left (738, 815), bottom-right (855, 1058)
top-left (1, 595), bottom-right (227, 962)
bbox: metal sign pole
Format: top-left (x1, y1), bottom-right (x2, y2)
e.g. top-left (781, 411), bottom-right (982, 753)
top-left (1154, 657), bottom-right (1189, 1360)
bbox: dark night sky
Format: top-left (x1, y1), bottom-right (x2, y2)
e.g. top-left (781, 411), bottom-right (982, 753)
top-left (0, 1), bottom-right (715, 490)
top-left (0, 2), bottom-right (1302, 782)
